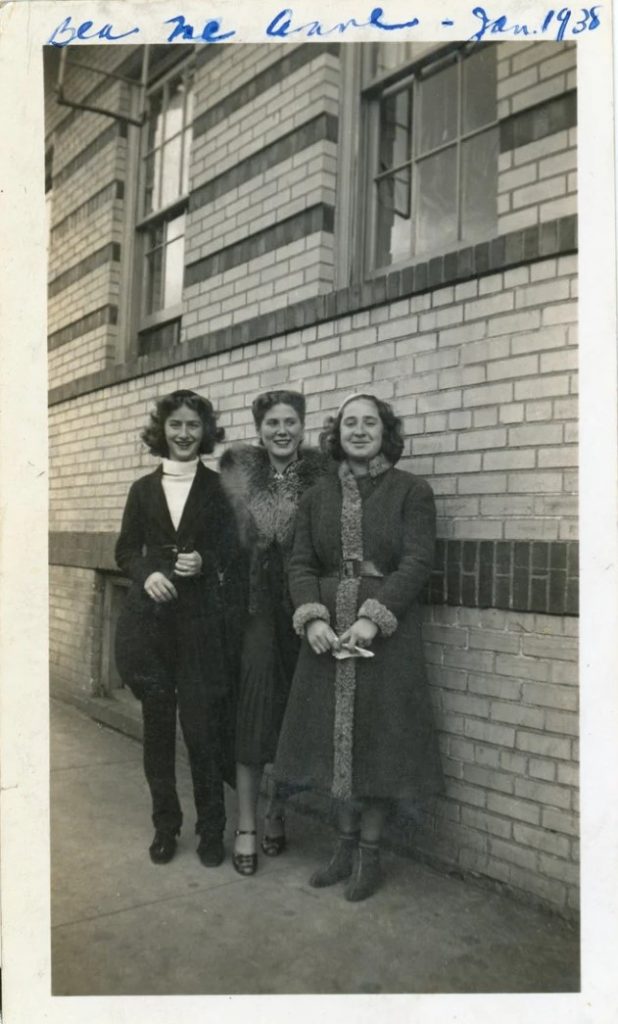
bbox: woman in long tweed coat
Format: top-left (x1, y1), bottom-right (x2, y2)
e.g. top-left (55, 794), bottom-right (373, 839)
top-left (219, 390), bottom-right (326, 875)
top-left (275, 393), bottom-right (443, 901)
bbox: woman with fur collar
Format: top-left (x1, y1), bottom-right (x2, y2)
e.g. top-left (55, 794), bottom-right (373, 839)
top-left (274, 393), bottom-right (443, 901)
top-left (219, 389), bottom-right (326, 875)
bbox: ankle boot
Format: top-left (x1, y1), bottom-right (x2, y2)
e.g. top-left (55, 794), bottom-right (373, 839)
top-left (309, 831), bottom-right (360, 888)
top-left (344, 840), bottom-right (382, 902)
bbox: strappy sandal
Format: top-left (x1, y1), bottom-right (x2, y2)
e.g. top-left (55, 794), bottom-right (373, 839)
top-left (261, 814), bottom-right (286, 857)
top-left (233, 829), bottom-right (257, 876)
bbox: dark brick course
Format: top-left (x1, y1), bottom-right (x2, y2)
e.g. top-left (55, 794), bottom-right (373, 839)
top-left (193, 43), bottom-right (339, 138)
top-left (49, 530), bottom-right (579, 617)
top-left (500, 91), bottom-right (577, 152)
top-left (49, 243), bottom-right (121, 298)
top-left (51, 180), bottom-right (124, 241)
top-left (48, 214), bottom-right (577, 405)
top-left (184, 203), bottom-right (335, 287)
top-left (189, 113), bottom-right (338, 213)
top-left (48, 305), bottom-right (118, 352)
top-left (53, 122), bottom-right (127, 189)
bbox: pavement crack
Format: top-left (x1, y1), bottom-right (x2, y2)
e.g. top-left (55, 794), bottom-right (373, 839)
top-left (52, 877), bottom-right (264, 930)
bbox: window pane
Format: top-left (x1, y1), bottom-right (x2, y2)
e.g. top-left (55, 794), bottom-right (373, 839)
top-left (161, 136), bottom-right (182, 207)
top-left (371, 43), bottom-right (428, 80)
top-left (182, 128), bottom-right (192, 195)
top-left (185, 77), bottom-right (194, 125)
top-left (416, 147), bottom-right (457, 255)
top-left (378, 89), bottom-right (411, 173)
top-left (143, 152), bottom-right (161, 216)
top-left (138, 319), bottom-right (180, 357)
top-left (375, 168), bottom-right (411, 267)
top-left (165, 76), bottom-right (185, 140)
top-left (461, 128), bottom-right (498, 242)
top-left (145, 247), bottom-right (164, 315)
top-left (146, 92), bottom-right (163, 151)
top-left (163, 236), bottom-right (185, 308)
top-left (419, 60), bottom-right (458, 153)
top-left (463, 47), bottom-right (497, 133)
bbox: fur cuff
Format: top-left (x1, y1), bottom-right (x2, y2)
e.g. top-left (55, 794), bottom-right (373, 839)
top-left (293, 603), bottom-right (331, 636)
top-left (358, 598), bottom-right (398, 637)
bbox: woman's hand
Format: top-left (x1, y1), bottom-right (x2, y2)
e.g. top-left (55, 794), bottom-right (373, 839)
top-left (173, 550), bottom-right (203, 578)
top-left (339, 617), bottom-right (379, 649)
top-left (306, 619), bottom-right (340, 655)
top-left (144, 572), bottom-right (178, 603)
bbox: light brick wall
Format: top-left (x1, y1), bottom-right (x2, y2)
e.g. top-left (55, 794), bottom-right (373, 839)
top-left (49, 565), bottom-right (104, 698)
top-left (497, 42), bottom-right (577, 234)
top-left (184, 45), bottom-right (339, 337)
top-left (423, 605), bottom-right (579, 912)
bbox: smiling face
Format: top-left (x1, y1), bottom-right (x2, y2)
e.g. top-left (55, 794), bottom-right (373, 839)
top-left (339, 398), bottom-right (384, 464)
top-left (258, 402), bottom-right (304, 468)
top-left (163, 403), bottom-right (204, 462)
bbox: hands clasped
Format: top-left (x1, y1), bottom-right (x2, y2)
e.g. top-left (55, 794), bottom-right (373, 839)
top-left (144, 551), bottom-right (203, 602)
top-left (306, 617), bottom-right (379, 656)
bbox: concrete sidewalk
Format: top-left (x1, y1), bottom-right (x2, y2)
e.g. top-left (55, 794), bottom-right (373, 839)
top-left (50, 698), bottom-right (579, 996)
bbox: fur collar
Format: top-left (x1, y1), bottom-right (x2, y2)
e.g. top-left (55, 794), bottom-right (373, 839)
top-left (220, 444), bottom-right (326, 550)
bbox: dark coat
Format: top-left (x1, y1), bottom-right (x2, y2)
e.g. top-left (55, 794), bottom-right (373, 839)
top-left (114, 461), bottom-right (246, 707)
top-left (275, 461), bottom-right (443, 805)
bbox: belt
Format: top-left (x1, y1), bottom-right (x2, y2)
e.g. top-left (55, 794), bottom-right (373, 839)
top-left (325, 559), bottom-right (384, 580)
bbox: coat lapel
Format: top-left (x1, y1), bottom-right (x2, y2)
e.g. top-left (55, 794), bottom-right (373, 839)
top-left (147, 466), bottom-right (177, 537)
top-left (176, 461), bottom-right (216, 548)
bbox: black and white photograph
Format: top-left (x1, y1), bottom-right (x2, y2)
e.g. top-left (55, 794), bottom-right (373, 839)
top-left (1, 1), bottom-right (617, 1020)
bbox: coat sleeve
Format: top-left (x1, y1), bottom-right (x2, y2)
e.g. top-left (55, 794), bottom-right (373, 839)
top-left (287, 487), bottom-right (331, 636)
top-left (115, 481), bottom-right (159, 588)
top-left (358, 476), bottom-right (435, 636)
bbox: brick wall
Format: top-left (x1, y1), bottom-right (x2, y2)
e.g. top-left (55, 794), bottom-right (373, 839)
top-left (49, 565), bottom-right (104, 698)
top-left (184, 44), bottom-right (339, 338)
top-left (497, 42), bottom-right (577, 234)
top-left (46, 41), bottom-right (580, 916)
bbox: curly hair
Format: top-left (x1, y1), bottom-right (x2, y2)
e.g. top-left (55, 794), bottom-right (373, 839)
top-left (251, 389), bottom-right (306, 430)
top-left (141, 390), bottom-right (225, 457)
top-left (321, 394), bottom-right (405, 464)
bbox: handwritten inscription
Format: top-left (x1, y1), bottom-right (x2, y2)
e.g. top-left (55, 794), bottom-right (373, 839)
top-left (46, 5), bottom-right (604, 47)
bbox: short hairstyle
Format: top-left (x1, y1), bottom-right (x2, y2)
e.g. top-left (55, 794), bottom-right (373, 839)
top-left (322, 394), bottom-right (405, 464)
top-left (141, 390), bottom-right (225, 457)
top-left (251, 389), bottom-right (306, 430)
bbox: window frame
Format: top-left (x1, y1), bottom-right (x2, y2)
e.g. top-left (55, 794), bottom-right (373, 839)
top-left (133, 55), bottom-right (195, 355)
top-left (360, 42), bottom-right (499, 277)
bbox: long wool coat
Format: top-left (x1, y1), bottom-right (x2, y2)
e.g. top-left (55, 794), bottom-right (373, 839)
top-left (219, 445), bottom-right (326, 762)
top-left (275, 457), bottom-right (443, 805)
top-left (114, 461), bottom-right (246, 715)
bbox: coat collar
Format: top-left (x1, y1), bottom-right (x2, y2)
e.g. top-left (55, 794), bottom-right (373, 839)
top-left (148, 461), bottom-right (217, 543)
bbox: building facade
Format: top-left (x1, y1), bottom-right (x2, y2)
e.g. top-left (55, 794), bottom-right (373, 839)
top-left (46, 40), bottom-right (579, 916)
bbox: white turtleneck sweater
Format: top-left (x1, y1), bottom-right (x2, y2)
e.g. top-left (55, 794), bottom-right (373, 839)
top-left (161, 457), bottom-right (199, 530)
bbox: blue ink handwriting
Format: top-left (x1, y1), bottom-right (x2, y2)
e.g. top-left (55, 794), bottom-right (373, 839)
top-left (164, 15), bottom-right (236, 43)
top-left (48, 16), bottom-right (140, 48)
top-left (470, 4), bottom-right (601, 41)
top-left (265, 6), bottom-right (419, 39)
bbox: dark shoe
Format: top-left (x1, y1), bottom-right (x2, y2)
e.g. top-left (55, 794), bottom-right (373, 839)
top-left (197, 832), bottom-right (225, 868)
top-left (149, 830), bottom-right (177, 865)
top-left (309, 831), bottom-right (360, 888)
top-left (261, 815), bottom-right (286, 857)
top-left (344, 841), bottom-right (382, 902)
top-left (233, 829), bottom-right (258, 876)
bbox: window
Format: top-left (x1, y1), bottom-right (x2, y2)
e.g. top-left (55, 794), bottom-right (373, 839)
top-left (136, 63), bottom-right (194, 355)
top-left (364, 44), bottom-right (498, 272)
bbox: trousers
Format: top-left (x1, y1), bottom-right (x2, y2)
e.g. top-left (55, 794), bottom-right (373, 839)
top-left (141, 675), bottom-right (227, 836)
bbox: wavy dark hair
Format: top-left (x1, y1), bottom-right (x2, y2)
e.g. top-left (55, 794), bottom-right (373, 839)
top-left (251, 389), bottom-right (306, 430)
top-left (322, 394), bottom-right (405, 464)
top-left (141, 390), bottom-right (225, 457)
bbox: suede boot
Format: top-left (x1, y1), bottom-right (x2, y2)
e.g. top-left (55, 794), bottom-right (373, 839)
top-left (344, 840), bottom-right (382, 902)
top-left (309, 831), bottom-right (360, 888)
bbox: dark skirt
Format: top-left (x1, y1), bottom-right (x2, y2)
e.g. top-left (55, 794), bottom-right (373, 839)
top-left (235, 586), bottom-right (300, 766)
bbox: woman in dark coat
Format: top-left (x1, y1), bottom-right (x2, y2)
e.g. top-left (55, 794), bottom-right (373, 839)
top-left (275, 393), bottom-right (442, 901)
top-left (114, 390), bottom-right (245, 868)
top-left (219, 390), bottom-right (325, 875)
